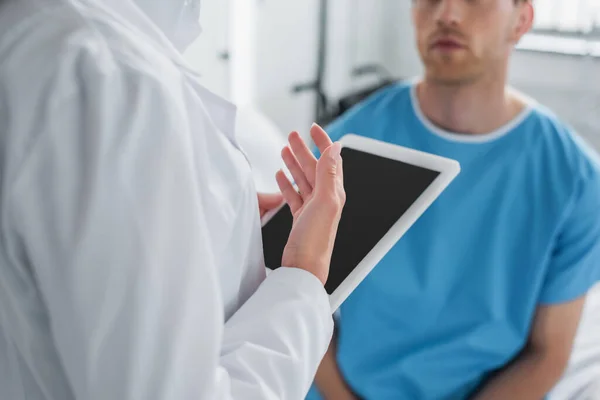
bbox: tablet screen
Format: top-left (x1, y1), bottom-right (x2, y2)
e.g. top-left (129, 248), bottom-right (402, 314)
top-left (262, 147), bottom-right (441, 294)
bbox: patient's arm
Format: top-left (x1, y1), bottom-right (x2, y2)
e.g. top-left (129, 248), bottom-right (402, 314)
top-left (314, 336), bottom-right (358, 400)
top-left (472, 296), bottom-right (586, 400)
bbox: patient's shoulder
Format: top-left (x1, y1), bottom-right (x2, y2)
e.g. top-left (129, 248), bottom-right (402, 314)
top-left (326, 81), bottom-right (413, 139)
top-left (350, 81), bottom-right (413, 116)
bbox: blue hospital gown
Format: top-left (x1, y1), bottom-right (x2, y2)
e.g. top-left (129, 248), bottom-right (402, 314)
top-left (308, 82), bottom-right (600, 399)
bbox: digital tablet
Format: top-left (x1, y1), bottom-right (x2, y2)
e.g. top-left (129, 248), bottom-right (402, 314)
top-left (261, 134), bottom-right (460, 312)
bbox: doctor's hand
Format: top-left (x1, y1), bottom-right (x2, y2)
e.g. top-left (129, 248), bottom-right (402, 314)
top-left (257, 193), bottom-right (284, 218)
top-left (276, 124), bottom-right (345, 286)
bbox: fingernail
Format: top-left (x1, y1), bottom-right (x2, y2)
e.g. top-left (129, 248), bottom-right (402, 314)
top-left (311, 122), bottom-right (323, 131)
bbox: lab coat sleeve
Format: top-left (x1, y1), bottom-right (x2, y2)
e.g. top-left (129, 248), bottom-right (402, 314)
top-left (216, 267), bottom-right (333, 399)
top-left (8, 38), bottom-right (332, 399)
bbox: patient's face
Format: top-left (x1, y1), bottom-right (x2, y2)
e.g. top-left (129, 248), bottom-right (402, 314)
top-left (412, 0), bottom-right (528, 85)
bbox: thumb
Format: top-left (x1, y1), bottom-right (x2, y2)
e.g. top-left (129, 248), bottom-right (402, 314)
top-left (315, 142), bottom-right (342, 196)
top-left (258, 192), bottom-right (284, 209)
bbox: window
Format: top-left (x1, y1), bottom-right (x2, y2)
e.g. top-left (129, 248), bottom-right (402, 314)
top-left (517, 0), bottom-right (600, 56)
top-left (533, 0), bottom-right (600, 34)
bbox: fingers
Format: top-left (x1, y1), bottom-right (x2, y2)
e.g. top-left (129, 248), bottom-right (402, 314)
top-left (276, 170), bottom-right (303, 214)
top-left (278, 125), bottom-right (339, 215)
top-left (281, 146), bottom-right (313, 200)
top-left (257, 192), bottom-right (284, 217)
top-left (310, 123), bottom-right (333, 154)
top-left (288, 131), bottom-right (318, 187)
top-left (315, 142), bottom-right (345, 209)
top-left (257, 192), bottom-right (284, 208)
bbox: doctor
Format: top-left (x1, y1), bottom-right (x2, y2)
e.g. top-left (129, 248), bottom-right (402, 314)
top-left (0, 0), bottom-right (345, 399)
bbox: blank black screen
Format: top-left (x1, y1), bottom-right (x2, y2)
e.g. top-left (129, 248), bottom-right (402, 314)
top-left (262, 147), bottom-right (440, 294)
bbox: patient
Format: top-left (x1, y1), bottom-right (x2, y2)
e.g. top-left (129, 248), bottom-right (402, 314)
top-left (308, 0), bottom-right (600, 399)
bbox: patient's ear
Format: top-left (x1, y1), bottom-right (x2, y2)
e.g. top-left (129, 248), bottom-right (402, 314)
top-left (512, 1), bottom-right (534, 43)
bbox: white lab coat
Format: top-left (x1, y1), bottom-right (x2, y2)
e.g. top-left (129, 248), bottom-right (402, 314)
top-left (0, 0), bottom-right (333, 399)
top-left (235, 106), bottom-right (288, 193)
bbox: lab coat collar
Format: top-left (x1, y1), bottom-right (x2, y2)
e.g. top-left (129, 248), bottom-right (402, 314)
top-left (100, 0), bottom-right (202, 52)
top-left (98, 0), bottom-right (239, 146)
